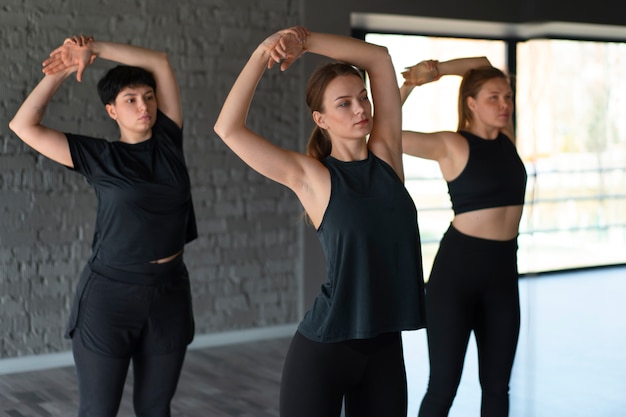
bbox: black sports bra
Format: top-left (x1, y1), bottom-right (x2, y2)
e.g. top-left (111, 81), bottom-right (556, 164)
top-left (447, 131), bottom-right (527, 215)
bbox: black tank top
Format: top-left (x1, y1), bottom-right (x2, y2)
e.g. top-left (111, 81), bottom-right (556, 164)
top-left (297, 153), bottom-right (426, 342)
top-left (447, 131), bottom-right (527, 215)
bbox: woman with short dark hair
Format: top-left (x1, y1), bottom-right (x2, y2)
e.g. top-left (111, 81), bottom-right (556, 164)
top-left (10, 35), bottom-right (197, 416)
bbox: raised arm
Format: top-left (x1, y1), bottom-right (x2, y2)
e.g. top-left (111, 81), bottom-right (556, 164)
top-left (214, 27), bottom-right (403, 180)
top-left (44, 36), bottom-right (182, 127)
top-left (401, 56), bottom-right (491, 103)
top-left (10, 36), bottom-right (184, 168)
top-left (213, 27), bottom-right (316, 192)
top-left (401, 56), bottom-right (492, 162)
top-left (9, 69), bottom-right (76, 167)
top-left (214, 26), bottom-right (403, 226)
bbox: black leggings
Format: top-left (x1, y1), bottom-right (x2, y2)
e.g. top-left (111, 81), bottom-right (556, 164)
top-left (280, 331), bottom-right (407, 417)
top-left (419, 225), bottom-right (520, 417)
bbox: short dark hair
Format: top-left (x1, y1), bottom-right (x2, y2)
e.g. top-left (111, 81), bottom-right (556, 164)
top-left (97, 65), bottom-right (157, 105)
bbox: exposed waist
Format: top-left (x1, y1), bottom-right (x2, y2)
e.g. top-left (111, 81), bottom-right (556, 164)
top-left (151, 249), bottom-right (183, 264)
top-left (89, 251), bottom-right (185, 285)
top-left (452, 205), bottom-right (522, 241)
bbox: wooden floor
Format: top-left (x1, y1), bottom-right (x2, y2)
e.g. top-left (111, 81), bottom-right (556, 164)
top-left (0, 337), bottom-right (292, 417)
top-left (1, 265), bottom-right (625, 417)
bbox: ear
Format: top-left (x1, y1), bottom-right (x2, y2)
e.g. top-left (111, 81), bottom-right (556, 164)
top-left (467, 96), bottom-right (477, 112)
top-left (105, 103), bottom-right (117, 120)
top-left (312, 110), bottom-right (327, 129)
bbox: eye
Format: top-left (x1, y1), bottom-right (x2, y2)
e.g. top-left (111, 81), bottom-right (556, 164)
top-left (338, 101), bottom-right (349, 108)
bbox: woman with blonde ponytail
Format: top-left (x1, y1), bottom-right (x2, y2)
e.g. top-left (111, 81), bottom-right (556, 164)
top-left (215, 26), bottom-right (426, 417)
top-left (401, 57), bottom-right (527, 417)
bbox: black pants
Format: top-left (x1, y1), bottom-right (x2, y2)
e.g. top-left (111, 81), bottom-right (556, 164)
top-left (280, 331), bottom-right (408, 417)
top-left (419, 225), bottom-right (520, 417)
top-left (68, 256), bottom-right (194, 417)
top-left (72, 329), bottom-right (187, 417)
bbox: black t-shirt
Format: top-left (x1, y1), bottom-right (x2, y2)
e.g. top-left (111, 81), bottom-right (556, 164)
top-left (66, 110), bottom-right (197, 266)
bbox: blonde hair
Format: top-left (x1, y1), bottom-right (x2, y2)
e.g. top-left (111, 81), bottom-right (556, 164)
top-left (457, 66), bottom-right (510, 131)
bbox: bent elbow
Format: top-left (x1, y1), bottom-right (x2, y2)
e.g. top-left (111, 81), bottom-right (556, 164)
top-left (8, 118), bottom-right (22, 137)
top-left (214, 121), bottom-right (240, 144)
top-left (376, 45), bottom-right (392, 61)
top-left (213, 121), bottom-right (228, 140)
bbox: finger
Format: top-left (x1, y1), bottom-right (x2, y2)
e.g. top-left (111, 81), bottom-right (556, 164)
top-left (274, 45), bottom-right (286, 58)
top-left (42, 61), bottom-right (67, 75)
top-left (281, 58), bottom-right (294, 72)
top-left (42, 57), bottom-right (62, 70)
top-left (270, 48), bottom-right (284, 63)
top-left (48, 47), bottom-right (64, 57)
top-left (78, 34), bottom-right (91, 46)
top-left (292, 26), bottom-right (309, 38)
top-left (76, 64), bottom-right (85, 82)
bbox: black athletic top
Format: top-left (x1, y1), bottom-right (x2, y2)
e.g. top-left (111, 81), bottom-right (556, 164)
top-left (447, 131), bottom-right (527, 215)
top-left (66, 110), bottom-right (197, 266)
top-left (298, 153), bottom-right (426, 343)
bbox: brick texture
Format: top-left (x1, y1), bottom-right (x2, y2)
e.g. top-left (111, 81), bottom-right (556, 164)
top-left (0, 0), bottom-right (304, 358)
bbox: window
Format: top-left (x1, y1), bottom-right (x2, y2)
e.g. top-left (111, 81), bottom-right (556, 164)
top-left (363, 32), bottom-right (626, 276)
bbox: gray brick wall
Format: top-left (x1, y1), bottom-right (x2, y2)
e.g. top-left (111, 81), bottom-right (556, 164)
top-left (1, 0), bottom-right (305, 358)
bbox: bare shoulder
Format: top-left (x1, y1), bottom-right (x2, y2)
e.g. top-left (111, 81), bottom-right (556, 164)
top-left (438, 131), bottom-right (469, 160)
top-left (444, 131), bottom-right (469, 148)
top-left (437, 131), bottom-right (470, 180)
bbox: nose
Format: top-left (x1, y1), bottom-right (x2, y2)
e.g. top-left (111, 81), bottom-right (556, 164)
top-left (354, 100), bottom-right (365, 115)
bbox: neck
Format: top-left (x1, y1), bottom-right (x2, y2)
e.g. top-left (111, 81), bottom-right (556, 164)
top-left (467, 126), bottom-right (500, 140)
top-left (329, 137), bottom-right (368, 161)
top-left (119, 129), bottom-right (152, 144)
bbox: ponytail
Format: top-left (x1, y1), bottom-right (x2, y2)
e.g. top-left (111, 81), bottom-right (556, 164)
top-left (306, 126), bottom-right (332, 160)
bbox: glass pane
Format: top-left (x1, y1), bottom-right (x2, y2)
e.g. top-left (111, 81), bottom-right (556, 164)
top-left (516, 39), bottom-right (626, 272)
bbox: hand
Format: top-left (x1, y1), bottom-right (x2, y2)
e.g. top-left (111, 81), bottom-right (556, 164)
top-left (42, 35), bottom-right (96, 82)
top-left (401, 59), bottom-right (440, 86)
top-left (262, 26), bottom-right (309, 71)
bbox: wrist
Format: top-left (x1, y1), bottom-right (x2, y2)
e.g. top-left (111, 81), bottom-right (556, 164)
top-left (89, 40), bottom-right (101, 57)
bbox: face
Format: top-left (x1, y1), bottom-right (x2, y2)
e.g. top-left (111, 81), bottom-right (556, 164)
top-left (467, 77), bottom-right (513, 129)
top-left (105, 85), bottom-right (158, 141)
top-left (313, 75), bottom-right (373, 141)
